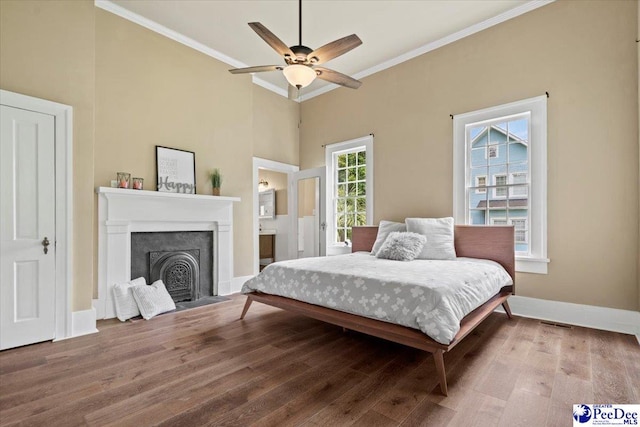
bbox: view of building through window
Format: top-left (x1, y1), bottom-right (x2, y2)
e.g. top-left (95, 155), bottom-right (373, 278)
top-left (467, 116), bottom-right (530, 254)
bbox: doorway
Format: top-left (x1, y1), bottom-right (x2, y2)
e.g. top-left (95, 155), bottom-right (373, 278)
top-left (252, 159), bottom-right (328, 274)
top-left (252, 158), bottom-right (299, 275)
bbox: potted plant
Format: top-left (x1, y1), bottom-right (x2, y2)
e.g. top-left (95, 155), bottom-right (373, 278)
top-left (209, 169), bottom-right (222, 196)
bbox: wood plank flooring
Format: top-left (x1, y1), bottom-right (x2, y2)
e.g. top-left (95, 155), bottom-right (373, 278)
top-left (1, 294), bottom-right (638, 426)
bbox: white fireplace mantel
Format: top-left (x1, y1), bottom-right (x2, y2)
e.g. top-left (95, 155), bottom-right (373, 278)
top-left (95, 187), bottom-right (240, 319)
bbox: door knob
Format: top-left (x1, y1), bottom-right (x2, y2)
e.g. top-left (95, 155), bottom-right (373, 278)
top-left (42, 237), bottom-right (50, 254)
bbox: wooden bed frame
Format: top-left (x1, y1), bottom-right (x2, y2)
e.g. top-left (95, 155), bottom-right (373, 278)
top-left (241, 225), bottom-right (515, 395)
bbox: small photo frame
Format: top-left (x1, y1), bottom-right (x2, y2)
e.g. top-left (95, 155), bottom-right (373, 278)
top-left (156, 146), bottom-right (196, 194)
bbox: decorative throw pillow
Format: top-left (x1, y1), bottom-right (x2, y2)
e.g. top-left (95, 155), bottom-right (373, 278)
top-left (112, 277), bottom-right (146, 322)
top-left (131, 280), bottom-right (176, 320)
top-left (405, 217), bottom-right (457, 260)
top-left (376, 231), bottom-right (427, 261)
top-left (371, 220), bottom-right (407, 255)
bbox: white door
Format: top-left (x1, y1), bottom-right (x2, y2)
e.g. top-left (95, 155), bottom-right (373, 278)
top-left (290, 167), bottom-right (326, 258)
top-left (0, 105), bottom-right (56, 350)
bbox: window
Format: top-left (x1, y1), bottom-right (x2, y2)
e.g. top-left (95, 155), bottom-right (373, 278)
top-left (335, 150), bottom-right (366, 242)
top-left (325, 135), bottom-right (373, 246)
top-left (492, 217), bottom-right (528, 244)
top-left (475, 175), bottom-right (487, 194)
top-left (510, 172), bottom-right (528, 197)
top-left (512, 219), bottom-right (528, 243)
top-left (453, 95), bottom-right (548, 274)
top-left (493, 174), bottom-right (507, 198)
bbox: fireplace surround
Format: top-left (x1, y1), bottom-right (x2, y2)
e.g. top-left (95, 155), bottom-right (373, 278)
top-left (96, 187), bottom-right (240, 319)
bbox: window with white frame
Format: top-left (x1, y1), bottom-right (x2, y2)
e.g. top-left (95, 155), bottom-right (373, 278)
top-left (510, 172), bottom-right (528, 197)
top-left (491, 217), bottom-right (528, 243)
top-left (475, 175), bottom-right (487, 194)
top-left (453, 95), bottom-right (548, 274)
top-left (512, 218), bottom-right (528, 243)
top-left (325, 135), bottom-right (373, 245)
top-left (487, 145), bottom-right (499, 159)
top-left (493, 174), bottom-right (507, 198)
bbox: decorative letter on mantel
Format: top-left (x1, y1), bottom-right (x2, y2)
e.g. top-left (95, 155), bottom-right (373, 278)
top-left (95, 187), bottom-right (240, 319)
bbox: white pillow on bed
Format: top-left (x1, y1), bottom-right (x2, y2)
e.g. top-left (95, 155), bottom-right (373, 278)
top-left (112, 277), bottom-right (146, 322)
top-left (371, 220), bottom-right (406, 255)
top-left (376, 232), bottom-right (427, 261)
top-left (131, 280), bottom-right (176, 320)
top-left (405, 217), bottom-right (457, 260)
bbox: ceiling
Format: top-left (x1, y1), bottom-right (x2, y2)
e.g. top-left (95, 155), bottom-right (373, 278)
top-left (102, 0), bottom-right (549, 101)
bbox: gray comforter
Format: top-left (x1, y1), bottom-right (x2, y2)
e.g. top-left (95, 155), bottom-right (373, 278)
top-left (241, 252), bottom-right (512, 344)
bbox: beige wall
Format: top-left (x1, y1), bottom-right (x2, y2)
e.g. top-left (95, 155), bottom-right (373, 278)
top-left (2, 0), bottom-right (637, 313)
top-left (1, 2), bottom-right (300, 311)
top-left (95, 10), bottom-right (300, 288)
top-left (300, 0), bottom-right (640, 310)
top-left (258, 169), bottom-right (288, 215)
top-left (253, 85), bottom-right (299, 166)
top-left (0, 0), bottom-right (96, 310)
top-left (94, 8), bottom-right (258, 287)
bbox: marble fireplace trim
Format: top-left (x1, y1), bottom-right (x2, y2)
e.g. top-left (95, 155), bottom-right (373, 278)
top-left (95, 187), bottom-right (240, 319)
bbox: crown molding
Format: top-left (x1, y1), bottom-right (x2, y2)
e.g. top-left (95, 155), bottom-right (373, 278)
top-left (95, 0), bottom-right (554, 102)
top-left (252, 76), bottom-right (290, 100)
top-left (302, 0), bottom-right (555, 101)
top-left (94, 0), bottom-right (246, 68)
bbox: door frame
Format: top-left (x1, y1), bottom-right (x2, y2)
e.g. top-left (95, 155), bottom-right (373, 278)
top-left (0, 89), bottom-right (73, 341)
top-left (252, 157), bottom-right (299, 275)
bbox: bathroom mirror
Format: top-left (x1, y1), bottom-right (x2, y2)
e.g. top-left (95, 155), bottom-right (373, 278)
top-left (258, 189), bottom-right (275, 219)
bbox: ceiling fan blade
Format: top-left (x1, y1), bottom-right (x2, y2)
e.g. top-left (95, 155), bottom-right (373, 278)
top-left (308, 34), bottom-right (362, 65)
top-left (288, 84), bottom-right (299, 101)
top-left (315, 67), bottom-right (362, 89)
top-left (248, 22), bottom-right (295, 60)
top-left (228, 65), bottom-right (282, 74)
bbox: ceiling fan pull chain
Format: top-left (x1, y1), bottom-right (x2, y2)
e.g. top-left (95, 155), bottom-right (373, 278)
top-left (299, 0), bottom-right (302, 47)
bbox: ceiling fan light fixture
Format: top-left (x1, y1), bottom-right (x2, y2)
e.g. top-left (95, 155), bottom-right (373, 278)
top-left (229, 1), bottom-right (362, 93)
top-left (283, 64), bottom-right (317, 89)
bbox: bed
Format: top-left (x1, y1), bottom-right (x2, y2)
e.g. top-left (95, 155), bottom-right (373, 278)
top-left (240, 225), bottom-right (515, 395)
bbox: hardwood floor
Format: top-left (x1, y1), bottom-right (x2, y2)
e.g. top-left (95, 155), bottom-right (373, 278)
top-left (1, 294), bottom-right (638, 426)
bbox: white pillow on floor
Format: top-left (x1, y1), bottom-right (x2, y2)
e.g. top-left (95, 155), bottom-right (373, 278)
top-left (131, 279), bottom-right (176, 320)
top-left (112, 277), bottom-right (146, 322)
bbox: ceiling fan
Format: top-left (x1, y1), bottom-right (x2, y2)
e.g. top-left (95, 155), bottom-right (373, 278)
top-left (229, 0), bottom-right (363, 99)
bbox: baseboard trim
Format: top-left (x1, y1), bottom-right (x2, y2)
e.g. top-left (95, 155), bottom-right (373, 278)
top-left (54, 308), bottom-right (98, 341)
top-left (224, 275), bottom-right (254, 296)
top-left (86, 284), bottom-right (639, 344)
top-left (497, 295), bottom-right (640, 342)
top-left (92, 298), bottom-right (104, 320)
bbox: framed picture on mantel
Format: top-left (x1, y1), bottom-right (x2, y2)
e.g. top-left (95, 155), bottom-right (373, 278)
top-left (156, 146), bottom-right (196, 194)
